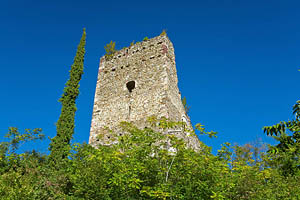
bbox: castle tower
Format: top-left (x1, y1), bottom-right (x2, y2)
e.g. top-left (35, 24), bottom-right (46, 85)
top-left (89, 35), bottom-right (200, 149)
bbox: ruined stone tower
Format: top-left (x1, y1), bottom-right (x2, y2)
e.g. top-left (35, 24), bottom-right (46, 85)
top-left (89, 35), bottom-right (200, 149)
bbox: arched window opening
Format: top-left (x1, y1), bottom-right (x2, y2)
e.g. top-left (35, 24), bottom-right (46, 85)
top-left (126, 81), bottom-right (135, 93)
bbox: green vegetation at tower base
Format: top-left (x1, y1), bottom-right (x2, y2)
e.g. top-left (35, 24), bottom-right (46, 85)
top-left (1, 118), bottom-right (300, 199)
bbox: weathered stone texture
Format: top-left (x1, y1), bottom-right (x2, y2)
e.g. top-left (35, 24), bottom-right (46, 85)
top-left (89, 35), bottom-right (200, 150)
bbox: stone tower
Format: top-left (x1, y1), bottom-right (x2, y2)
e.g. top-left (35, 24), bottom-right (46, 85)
top-left (89, 35), bottom-right (200, 149)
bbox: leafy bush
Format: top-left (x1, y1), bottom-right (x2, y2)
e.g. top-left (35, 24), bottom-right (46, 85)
top-left (1, 119), bottom-right (300, 199)
top-left (104, 40), bottom-right (116, 59)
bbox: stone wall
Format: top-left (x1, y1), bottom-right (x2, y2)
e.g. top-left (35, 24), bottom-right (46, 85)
top-left (89, 35), bottom-right (200, 150)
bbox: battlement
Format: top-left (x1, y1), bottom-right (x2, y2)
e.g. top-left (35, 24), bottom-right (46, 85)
top-left (89, 35), bottom-right (200, 150)
top-left (98, 35), bottom-right (176, 85)
top-left (100, 35), bottom-right (173, 69)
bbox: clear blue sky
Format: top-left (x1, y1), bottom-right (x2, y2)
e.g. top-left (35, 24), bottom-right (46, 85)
top-left (1, 0), bottom-right (299, 154)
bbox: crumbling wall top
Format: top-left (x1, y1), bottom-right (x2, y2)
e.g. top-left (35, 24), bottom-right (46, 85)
top-left (99, 35), bottom-right (174, 69)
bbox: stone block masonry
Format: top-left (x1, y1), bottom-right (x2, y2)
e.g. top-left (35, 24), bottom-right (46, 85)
top-left (89, 35), bottom-right (200, 150)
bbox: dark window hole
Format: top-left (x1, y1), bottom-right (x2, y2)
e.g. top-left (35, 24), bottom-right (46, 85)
top-left (121, 66), bottom-right (123, 69)
top-left (126, 81), bottom-right (135, 93)
top-left (157, 42), bottom-right (163, 44)
top-left (150, 56), bottom-right (155, 59)
top-left (112, 68), bottom-right (116, 72)
top-left (126, 64), bottom-right (130, 67)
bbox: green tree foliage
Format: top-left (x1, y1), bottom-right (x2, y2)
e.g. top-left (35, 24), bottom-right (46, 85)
top-left (0, 120), bottom-right (294, 198)
top-left (160, 29), bottom-right (167, 36)
top-left (68, 121), bottom-right (225, 199)
top-left (1, 120), bottom-right (300, 199)
top-left (263, 100), bottom-right (300, 176)
top-left (0, 127), bottom-right (44, 174)
top-left (130, 40), bottom-right (135, 47)
top-left (104, 40), bottom-right (116, 59)
top-left (49, 28), bottom-right (86, 163)
top-left (195, 123), bottom-right (218, 138)
top-left (1, 127), bottom-right (44, 155)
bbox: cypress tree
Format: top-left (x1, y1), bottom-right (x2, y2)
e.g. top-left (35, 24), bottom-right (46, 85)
top-left (49, 29), bottom-right (86, 163)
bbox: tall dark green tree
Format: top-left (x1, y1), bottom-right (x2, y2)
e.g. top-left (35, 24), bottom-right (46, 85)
top-left (49, 29), bottom-right (86, 163)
